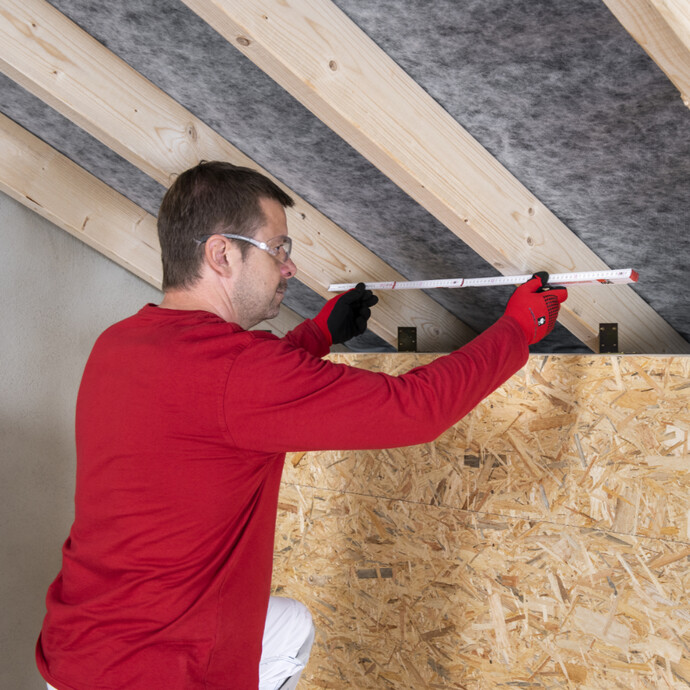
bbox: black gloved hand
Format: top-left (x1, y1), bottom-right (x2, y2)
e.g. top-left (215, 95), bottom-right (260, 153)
top-left (314, 283), bottom-right (379, 345)
top-left (504, 272), bottom-right (568, 344)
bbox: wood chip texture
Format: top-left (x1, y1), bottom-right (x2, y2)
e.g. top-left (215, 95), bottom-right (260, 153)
top-left (272, 354), bottom-right (690, 688)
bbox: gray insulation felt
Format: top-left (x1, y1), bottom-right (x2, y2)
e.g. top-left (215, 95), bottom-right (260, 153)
top-left (2, 0), bottom-right (688, 352)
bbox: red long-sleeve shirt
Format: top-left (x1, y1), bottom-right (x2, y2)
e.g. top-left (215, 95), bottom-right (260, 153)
top-left (37, 305), bottom-right (527, 689)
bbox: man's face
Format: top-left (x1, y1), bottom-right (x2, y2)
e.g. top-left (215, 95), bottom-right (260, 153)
top-left (230, 198), bottom-right (297, 329)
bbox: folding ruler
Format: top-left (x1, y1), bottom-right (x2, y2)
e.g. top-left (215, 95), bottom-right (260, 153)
top-left (328, 268), bottom-right (638, 292)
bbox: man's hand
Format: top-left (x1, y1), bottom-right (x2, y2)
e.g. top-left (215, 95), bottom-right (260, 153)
top-left (504, 272), bottom-right (568, 345)
top-left (314, 283), bottom-right (379, 345)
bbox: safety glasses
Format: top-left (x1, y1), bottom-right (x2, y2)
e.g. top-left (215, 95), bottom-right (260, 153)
top-left (196, 233), bottom-right (292, 264)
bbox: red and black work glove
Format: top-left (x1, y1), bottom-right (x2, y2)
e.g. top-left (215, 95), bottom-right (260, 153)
top-left (314, 283), bottom-right (379, 345)
top-left (504, 272), bottom-right (568, 345)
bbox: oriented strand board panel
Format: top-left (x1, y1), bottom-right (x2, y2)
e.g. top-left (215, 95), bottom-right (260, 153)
top-left (273, 354), bottom-right (690, 688)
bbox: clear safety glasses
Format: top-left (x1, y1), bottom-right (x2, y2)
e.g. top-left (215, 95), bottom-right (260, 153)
top-left (196, 233), bottom-right (292, 264)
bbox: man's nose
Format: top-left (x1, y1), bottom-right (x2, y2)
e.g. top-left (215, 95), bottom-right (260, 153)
top-left (281, 258), bottom-right (297, 279)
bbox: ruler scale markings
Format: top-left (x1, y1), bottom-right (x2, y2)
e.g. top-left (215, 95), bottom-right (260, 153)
top-left (328, 269), bottom-right (638, 292)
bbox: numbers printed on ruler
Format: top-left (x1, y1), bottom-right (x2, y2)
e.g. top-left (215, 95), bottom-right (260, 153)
top-left (328, 269), bottom-right (638, 292)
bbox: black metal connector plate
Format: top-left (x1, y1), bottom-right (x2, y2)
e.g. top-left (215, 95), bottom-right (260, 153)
top-left (599, 323), bottom-right (618, 353)
top-left (398, 326), bottom-right (417, 352)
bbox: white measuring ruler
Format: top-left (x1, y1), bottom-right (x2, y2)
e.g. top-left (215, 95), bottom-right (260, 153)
top-left (328, 268), bottom-right (638, 292)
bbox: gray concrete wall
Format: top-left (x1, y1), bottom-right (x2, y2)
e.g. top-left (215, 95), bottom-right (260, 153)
top-left (0, 191), bottom-right (161, 689)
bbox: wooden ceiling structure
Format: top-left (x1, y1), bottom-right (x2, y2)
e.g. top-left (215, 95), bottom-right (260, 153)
top-left (1, 0), bottom-right (688, 354)
top-left (604, 0), bottom-right (690, 108)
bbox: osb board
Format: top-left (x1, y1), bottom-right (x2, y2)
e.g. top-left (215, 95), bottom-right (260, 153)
top-left (284, 355), bottom-right (690, 541)
top-left (272, 355), bottom-right (689, 688)
top-left (273, 486), bottom-right (690, 689)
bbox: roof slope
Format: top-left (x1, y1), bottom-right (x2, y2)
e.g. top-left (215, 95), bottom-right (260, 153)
top-left (1, 0), bottom-right (688, 353)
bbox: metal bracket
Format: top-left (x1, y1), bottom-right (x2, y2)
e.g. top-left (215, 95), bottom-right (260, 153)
top-left (397, 327), bottom-right (417, 352)
top-left (599, 323), bottom-right (618, 353)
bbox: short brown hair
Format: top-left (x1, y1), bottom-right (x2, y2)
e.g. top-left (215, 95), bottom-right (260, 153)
top-left (157, 161), bottom-right (294, 290)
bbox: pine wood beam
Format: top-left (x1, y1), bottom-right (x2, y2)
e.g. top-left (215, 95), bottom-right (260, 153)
top-left (604, 0), bottom-right (690, 107)
top-left (180, 0), bottom-right (690, 354)
top-left (0, 0), bottom-right (477, 352)
top-left (0, 114), bottom-right (301, 336)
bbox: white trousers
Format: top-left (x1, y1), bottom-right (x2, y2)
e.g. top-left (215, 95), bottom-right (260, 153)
top-left (47, 596), bottom-right (314, 690)
top-left (259, 596), bottom-right (314, 690)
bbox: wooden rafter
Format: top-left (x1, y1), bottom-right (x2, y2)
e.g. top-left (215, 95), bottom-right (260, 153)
top-left (0, 0), bottom-right (477, 352)
top-left (180, 0), bottom-right (690, 354)
top-left (0, 114), bottom-right (302, 336)
top-left (604, 0), bottom-right (690, 107)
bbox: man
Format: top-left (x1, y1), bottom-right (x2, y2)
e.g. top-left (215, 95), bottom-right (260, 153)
top-left (37, 161), bottom-right (567, 690)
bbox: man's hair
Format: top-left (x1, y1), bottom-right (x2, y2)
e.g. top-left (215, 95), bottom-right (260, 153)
top-left (157, 161), bottom-right (294, 290)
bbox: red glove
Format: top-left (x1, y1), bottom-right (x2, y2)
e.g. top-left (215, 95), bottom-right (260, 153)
top-left (504, 272), bottom-right (568, 344)
top-left (313, 283), bottom-right (378, 345)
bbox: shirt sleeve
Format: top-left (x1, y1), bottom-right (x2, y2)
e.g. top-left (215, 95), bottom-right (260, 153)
top-left (280, 318), bottom-right (331, 359)
top-left (223, 315), bottom-right (528, 452)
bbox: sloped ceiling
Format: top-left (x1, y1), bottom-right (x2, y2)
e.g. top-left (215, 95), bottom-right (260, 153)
top-left (1, 0), bottom-right (688, 354)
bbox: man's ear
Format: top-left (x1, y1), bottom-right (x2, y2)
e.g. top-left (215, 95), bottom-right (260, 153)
top-left (204, 236), bottom-right (238, 277)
